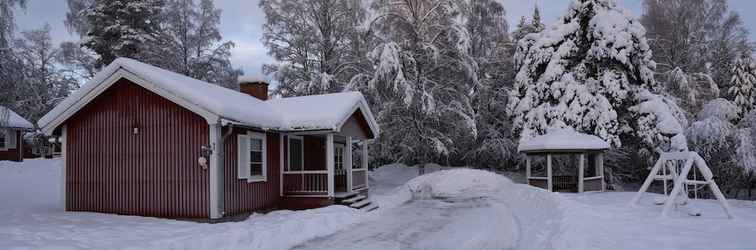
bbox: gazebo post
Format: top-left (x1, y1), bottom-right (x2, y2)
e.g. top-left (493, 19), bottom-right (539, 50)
top-left (578, 153), bottom-right (585, 193)
top-left (547, 154), bottom-right (553, 192)
top-left (525, 155), bottom-right (531, 185)
top-left (598, 153), bottom-right (605, 191)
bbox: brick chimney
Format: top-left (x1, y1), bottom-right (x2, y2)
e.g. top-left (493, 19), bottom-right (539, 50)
top-left (238, 75), bottom-right (269, 100)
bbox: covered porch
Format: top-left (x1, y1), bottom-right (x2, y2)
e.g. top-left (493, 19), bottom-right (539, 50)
top-left (280, 133), bottom-right (370, 199)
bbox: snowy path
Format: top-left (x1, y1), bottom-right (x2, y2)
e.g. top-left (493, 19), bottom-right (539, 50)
top-left (3, 160), bottom-right (756, 250)
top-left (292, 198), bottom-right (517, 250)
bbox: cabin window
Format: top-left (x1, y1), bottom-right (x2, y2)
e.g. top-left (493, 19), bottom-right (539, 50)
top-left (334, 144), bottom-right (344, 172)
top-left (237, 132), bottom-right (267, 182)
top-left (288, 136), bottom-right (303, 171)
top-left (0, 130), bottom-right (6, 150)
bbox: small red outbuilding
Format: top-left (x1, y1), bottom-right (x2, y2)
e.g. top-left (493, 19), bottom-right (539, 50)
top-left (0, 106), bottom-right (34, 162)
top-left (39, 58), bottom-right (380, 219)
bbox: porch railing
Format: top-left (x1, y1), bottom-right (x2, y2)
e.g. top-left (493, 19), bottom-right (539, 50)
top-left (352, 168), bottom-right (368, 190)
top-left (282, 170), bottom-right (329, 196)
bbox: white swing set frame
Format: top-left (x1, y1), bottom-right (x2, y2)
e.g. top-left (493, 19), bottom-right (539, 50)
top-left (629, 151), bottom-right (735, 219)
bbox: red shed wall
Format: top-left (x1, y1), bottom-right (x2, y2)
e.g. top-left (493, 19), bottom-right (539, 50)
top-left (66, 79), bottom-right (210, 218)
top-left (222, 127), bottom-right (281, 216)
top-left (0, 130), bottom-right (23, 162)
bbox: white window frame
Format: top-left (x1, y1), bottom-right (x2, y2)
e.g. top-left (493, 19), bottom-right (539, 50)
top-left (0, 129), bottom-right (7, 151)
top-left (237, 131), bottom-right (267, 183)
top-left (287, 135), bottom-right (304, 171)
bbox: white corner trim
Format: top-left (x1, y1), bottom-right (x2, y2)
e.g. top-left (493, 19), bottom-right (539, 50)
top-left (41, 68), bottom-right (220, 135)
top-left (279, 133), bottom-right (284, 197)
top-left (60, 125), bottom-right (67, 210)
top-left (209, 123), bottom-right (222, 219)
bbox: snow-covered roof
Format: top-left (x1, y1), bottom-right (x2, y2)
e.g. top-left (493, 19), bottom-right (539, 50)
top-left (267, 92), bottom-right (379, 134)
top-left (518, 128), bottom-right (610, 153)
top-left (38, 58), bottom-right (379, 138)
top-left (0, 106), bottom-right (34, 129)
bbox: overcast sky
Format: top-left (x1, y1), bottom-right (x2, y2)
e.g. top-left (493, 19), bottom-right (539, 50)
top-left (13, 0), bottom-right (756, 80)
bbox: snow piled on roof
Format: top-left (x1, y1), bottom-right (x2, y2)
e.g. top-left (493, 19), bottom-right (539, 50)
top-left (237, 74), bottom-right (267, 84)
top-left (0, 106), bottom-right (33, 129)
top-left (39, 58), bottom-right (376, 134)
top-left (518, 127), bottom-right (610, 152)
top-left (267, 92), bottom-right (366, 130)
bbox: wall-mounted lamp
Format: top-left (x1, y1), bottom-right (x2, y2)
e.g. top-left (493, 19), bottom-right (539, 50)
top-left (132, 126), bottom-right (139, 135)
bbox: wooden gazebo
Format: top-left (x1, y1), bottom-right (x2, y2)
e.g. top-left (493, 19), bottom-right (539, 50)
top-left (518, 128), bottom-right (609, 193)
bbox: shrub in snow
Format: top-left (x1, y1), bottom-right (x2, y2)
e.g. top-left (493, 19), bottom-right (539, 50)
top-left (684, 98), bottom-right (756, 195)
top-left (687, 99), bottom-right (738, 158)
top-left (508, 0), bottom-right (657, 147)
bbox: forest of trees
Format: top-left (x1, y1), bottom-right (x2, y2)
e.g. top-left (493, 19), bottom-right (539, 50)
top-left (1, 0), bottom-right (755, 197)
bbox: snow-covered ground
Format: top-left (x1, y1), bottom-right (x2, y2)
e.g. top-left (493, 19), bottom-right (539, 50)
top-left (1, 159), bottom-right (755, 249)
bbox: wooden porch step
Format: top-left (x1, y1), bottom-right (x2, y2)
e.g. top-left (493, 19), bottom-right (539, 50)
top-left (334, 191), bottom-right (358, 199)
top-left (341, 195), bottom-right (366, 204)
top-left (360, 203), bottom-right (379, 212)
top-left (350, 199), bottom-right (371, 209)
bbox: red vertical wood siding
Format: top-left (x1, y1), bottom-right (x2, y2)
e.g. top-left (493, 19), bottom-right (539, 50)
top-left (66, 79), bottom-right (209, 218)
top-left (0, 130), bottom-right (23, 162)
top-left (223, 127), bottom-right (281, 216)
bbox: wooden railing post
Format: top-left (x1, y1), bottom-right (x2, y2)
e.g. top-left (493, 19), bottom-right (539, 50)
top-left (361, 141), bottom-right (369, 188)
top-left (345, 136), bottom-right (353, 192)
top-left (326, 133), bottom-right (335, 197)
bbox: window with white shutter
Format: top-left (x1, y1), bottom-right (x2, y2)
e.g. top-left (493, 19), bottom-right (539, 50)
top-left (237, 131), bottom-right (267, 182)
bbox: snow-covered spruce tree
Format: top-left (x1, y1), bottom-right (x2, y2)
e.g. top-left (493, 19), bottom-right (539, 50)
top-left (508, 0), bottom-right (657, 146)
top-left (261, 0), bottom-right (366, 97)
top-left (80, 0), bottom-right (164, 67)
top-left (729, 56), bottom-right (756, 117)
top-left (348, 0), bottom-right (479, 165)
top-left (511, 6), bottom-right (545, 43)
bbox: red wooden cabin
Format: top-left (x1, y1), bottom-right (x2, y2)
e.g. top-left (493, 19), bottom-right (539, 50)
top-left (0, 106), bottom-right (34, 162)
top-left (39, 58), bottom-right (380, 219)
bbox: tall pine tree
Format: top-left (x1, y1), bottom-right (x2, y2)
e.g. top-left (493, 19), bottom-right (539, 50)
top-left (81, 0), bottom-right (164, 67)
